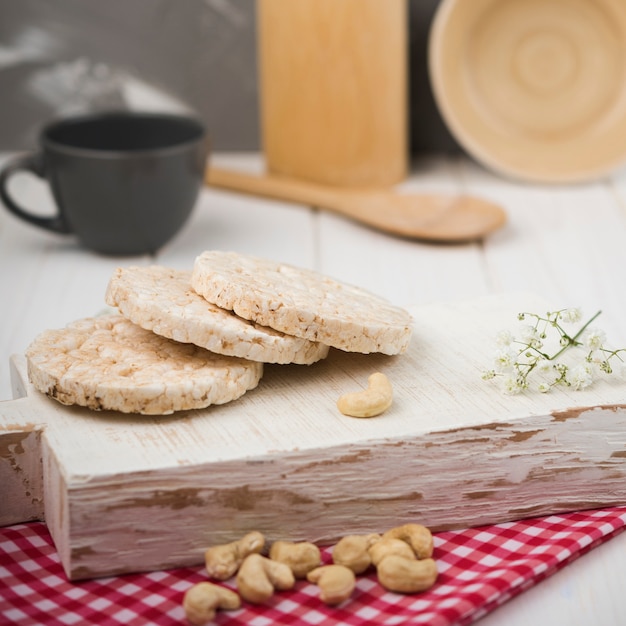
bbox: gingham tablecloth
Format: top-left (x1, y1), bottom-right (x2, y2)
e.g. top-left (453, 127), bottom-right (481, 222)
top-left (2, 507), bottom-right (626, 625)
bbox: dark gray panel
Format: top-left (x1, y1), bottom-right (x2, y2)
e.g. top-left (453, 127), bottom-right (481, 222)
top-left (0, 0), bottom-right (259, 150)
top-left (0, 0), bottom-right (459, 155)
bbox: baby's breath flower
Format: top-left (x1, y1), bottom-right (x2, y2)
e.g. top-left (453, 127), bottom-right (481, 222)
top-left (502, 375), bottom-right (523, 395)
top-left (519, 324), bottom-right (539, 343)
top-left (583, 328), bottom-right (606, 351)
top-left (493, 347), bottom-right (516, 372)
top-left (483, 307), bottom-right (626, 395)
top-left (568, 364), bottom-right (594, 390)
top-left (600, 360), bottom-right (612, 374)
top-left (560, 308), bottom-right (582, 324)
top-left (495, 329), bottom-right (514, 346)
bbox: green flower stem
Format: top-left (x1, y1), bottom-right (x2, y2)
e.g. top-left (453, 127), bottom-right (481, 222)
top-left (548, 310), bottom-right (602, 361)
top-left (598, 347), bottom-right (626, 363)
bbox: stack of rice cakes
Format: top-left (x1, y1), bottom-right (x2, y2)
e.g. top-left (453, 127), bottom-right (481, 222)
top-left (25, 251), bottom-right (413, 415)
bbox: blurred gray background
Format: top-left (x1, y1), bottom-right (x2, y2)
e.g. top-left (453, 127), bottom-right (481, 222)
top-left (0, 0), bottom-right (458, 155)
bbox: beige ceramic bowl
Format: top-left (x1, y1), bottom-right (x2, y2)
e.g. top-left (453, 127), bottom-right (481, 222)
top-left (429, 0), bottom-right (626, 183)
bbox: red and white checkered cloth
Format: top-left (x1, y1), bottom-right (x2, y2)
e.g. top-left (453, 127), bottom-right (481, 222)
top-left (2, 507), bottom-right (626, 625)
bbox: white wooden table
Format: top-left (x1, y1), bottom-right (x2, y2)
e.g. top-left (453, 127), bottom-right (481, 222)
top-left (2, 152), bottom-right (626, 624)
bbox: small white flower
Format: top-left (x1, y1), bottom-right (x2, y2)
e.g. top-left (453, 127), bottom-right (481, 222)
top-left (560, 308), bottom-right (582, 324)
top-left (583, 328), bottom-right (606, 351)
top-left (569, 364), bottom-right (594, 390)
top-left (495, 329), bottom-right (514, 347)
top-left (484, 307), bottom-right (625, 396)
top-left (501, 375), bottom-right (523, 395)
top-left (519, 324), bottom-right (539, 343)
top-left (493, 348), bottom-right (517, 372)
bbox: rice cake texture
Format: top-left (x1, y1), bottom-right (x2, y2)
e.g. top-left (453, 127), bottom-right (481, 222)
top-left (25, 315), bottom-right (263, 415)
top-left (191, 251), bottom-right (413, 355)
top-left (105, 266), bottom-right (329, 365)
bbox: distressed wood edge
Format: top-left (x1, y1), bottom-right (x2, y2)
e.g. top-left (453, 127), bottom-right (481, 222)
top-left (56, 403), bottom-right (626, 580)
top-left (0, 358), bottom-right (45, 526)
top-left (42, 434), bottom-right (71, 578)
top-left (0, 423), bottom-right (45, 526)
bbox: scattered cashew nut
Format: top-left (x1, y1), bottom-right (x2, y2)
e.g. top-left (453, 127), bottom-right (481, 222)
top-left (376, 555), bottom-right (438, 594)
top-left (269, 540), bottom-right (321, 578)
top-left (337, 372), bottom-right (393, 418)
top-left (183, 582), bottom-right (241, 625)
top-left (368, 537), bottom-right (416, 568)
top-left (204, 531), bottom-right (265, 580)
top-left (307, 564), bottom-right (356, 606)
top-left (382, 523), bottom-right (434, 560)
top-left (187, 522), bottom-right (437, 617)
top-left (332, 533), bottom-right (381, 574)
top-left (236, 553), bottom-right (295, 604)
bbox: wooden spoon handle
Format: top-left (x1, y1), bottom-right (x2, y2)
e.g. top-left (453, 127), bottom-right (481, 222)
top-left (206, 166), bottom-right (347, 209)
top-left (205, 166), bottom-right (507, 243)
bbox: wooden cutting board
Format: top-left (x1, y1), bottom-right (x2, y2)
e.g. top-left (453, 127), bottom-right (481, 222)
top-left (2, 293), bottom-right (626, 580)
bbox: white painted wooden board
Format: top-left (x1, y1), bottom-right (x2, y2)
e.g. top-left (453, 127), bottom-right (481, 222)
top-left (2, 292), bottom-right (626, 580)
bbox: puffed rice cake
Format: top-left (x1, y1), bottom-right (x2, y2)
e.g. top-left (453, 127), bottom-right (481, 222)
top-left (25, 315), bottom-right (263, 415)
top-left (105, 265), bottom-right (329, 365)
top-left (191, 251), bottom-right (413, 355)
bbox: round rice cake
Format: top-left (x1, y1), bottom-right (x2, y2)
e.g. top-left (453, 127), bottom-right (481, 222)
top-left (105, 266), bottom-right (328, 365)
top-left (25, 315), bottom-right (263, 415)
top-left (191, 251), bottom-right (413, 355)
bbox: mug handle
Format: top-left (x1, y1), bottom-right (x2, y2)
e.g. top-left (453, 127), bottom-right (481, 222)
top-left (0, 153), bottom-right (71, 233)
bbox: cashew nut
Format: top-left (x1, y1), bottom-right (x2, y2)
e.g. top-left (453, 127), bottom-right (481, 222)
top-left (337, 372), bottom-right (393, 417)
top-left (183, 582), bottom-right (241, 625)
top-left (204, 531), bottom-right (265, 580)
top-left (307, 564), bottom-right (356, 606)
top-left (269, 540), bottom-right (321, 579)
top-left (368, 537), bottom-right (415, 567)
top-left (332, 533), bottom-right (381, 574)
top-left (382, 523), bottom-right (434, 560)
top-left (236, 553), bottom-right (295, 604)
top-left (376, 555), bottom-right (438, 594)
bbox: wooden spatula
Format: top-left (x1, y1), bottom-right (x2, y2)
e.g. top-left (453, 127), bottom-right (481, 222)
top-left (205, 167), bottom-right (506, 243)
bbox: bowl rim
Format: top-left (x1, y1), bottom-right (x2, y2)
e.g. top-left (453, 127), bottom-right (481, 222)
top-left (428, 0), bottom-right (626, 184)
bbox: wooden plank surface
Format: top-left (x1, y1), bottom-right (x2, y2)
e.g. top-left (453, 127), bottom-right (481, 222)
top-left (3, 153), bottom-right (626, 620)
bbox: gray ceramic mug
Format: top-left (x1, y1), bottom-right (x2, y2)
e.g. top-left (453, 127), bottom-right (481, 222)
top-left (0, 111), bottom-right (209, 256)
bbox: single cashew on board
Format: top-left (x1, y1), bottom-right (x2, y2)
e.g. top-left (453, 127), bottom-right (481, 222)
top-left (183, 582), bottom-right (241, 626)
top-left (236, 553), bottom-right (295, 604)
top-left (269, 540), bottom-right (321, 579)
top-left (383, 523), bottom-right (434, 560)
top-left (307, 564), bottom-right (356, 606)
top-left (204, 531), bottom-right (265, 580)
top-left (332, 533), bottom-right (381, 574)
top-left (337, 372), bottom-right (393, 417)
top-left (377, 555), bottom-right (438, 594)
